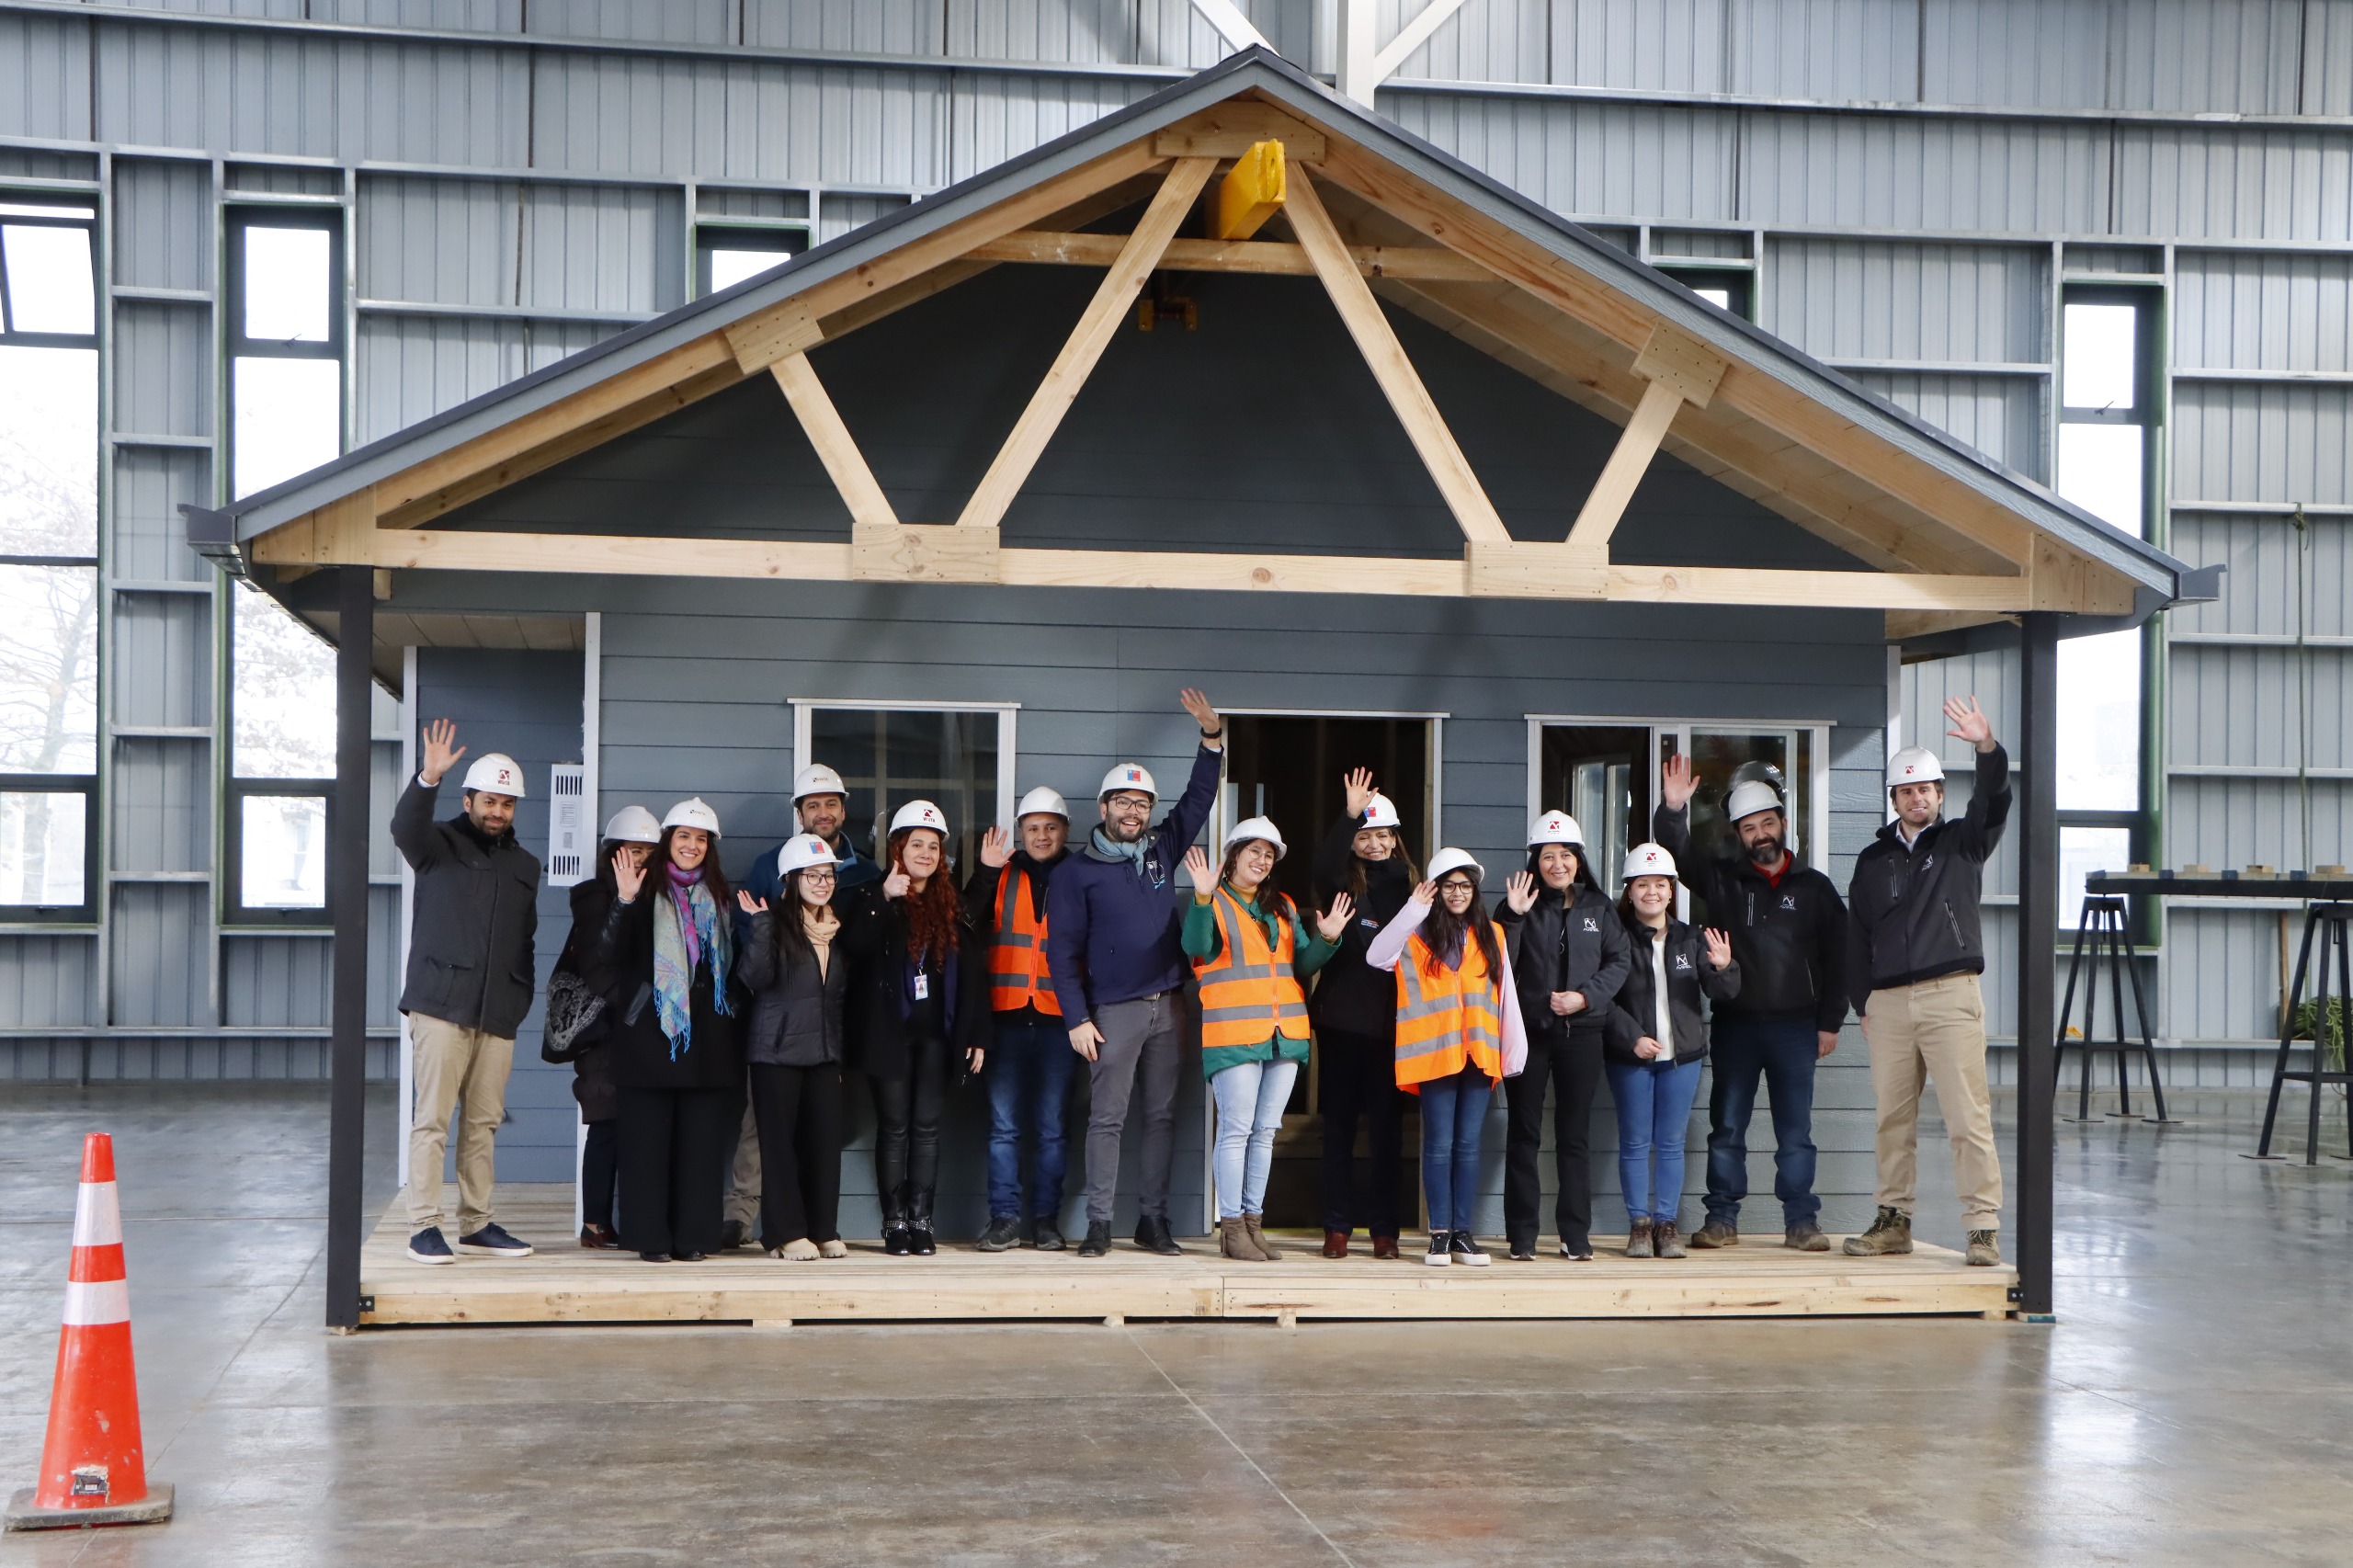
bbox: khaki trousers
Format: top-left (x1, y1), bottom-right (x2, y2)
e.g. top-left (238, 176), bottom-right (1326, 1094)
top-left (404, 1014), bottom-right (514, 1234)
top-left (1863, 971), bottom-right (2004, 1227)
top-left (724, 1094), bottom-right (761, 1231)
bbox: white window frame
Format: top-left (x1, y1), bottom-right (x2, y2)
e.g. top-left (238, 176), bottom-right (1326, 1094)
top-left (788, 697), bottom-right (1019, 835)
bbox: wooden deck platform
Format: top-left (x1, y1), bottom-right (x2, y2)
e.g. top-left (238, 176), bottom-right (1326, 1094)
top-left (363, 1187), bottom-right (2016, 1327)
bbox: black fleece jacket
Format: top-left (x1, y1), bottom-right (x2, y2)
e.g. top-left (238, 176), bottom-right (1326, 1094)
top-left (1606, 918), bottom-right (1741, 1066)
top-left (1307, 812), bottom-right (1415, 1041)
top-left (1652, 802), bottom-right (1848, 1033)
top-left (1847, 744), bottom-right (2013, 1003)
top-left (1496, 865), bottom-right (1631, 1045)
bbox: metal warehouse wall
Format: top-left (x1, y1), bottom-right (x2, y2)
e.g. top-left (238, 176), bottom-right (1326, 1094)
top-left (3, 0), bottom-right (2348, 1077)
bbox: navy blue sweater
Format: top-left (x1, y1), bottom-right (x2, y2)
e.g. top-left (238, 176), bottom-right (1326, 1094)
top-left (1046, 744), bottom-right (1222, 1022)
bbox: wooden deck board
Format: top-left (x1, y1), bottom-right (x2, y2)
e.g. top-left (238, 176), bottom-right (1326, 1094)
top-left (364, 1187), bottom-right (2015, 1326)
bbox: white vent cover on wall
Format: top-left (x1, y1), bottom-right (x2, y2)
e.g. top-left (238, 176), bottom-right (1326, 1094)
top-left (547, 763), bottom-right (588, 886)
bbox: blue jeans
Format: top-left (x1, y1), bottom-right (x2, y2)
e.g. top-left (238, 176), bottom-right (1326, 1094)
top-left (985, 1015), bottom-right (1077, 1221)
top-left (1703, 1014), bottom-right (1822, 1229)
top-left (1211, 1056), bottom-right (1299, 1220)
top-left (1418, 1066), bottom-right (1495, 1233)
top-left (1606, 1056), bottom-right (1704, 1224)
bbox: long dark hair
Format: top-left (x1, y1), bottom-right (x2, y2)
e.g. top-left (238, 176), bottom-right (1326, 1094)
top-left (769, 866), bottom-right (833, 967)
top-left (1219, 841), bottom-right (1298, 927)
top-left (1524, 842), bottom-right (1600, 902)
top-left (888, 826), bottom-right (961, 964)
top-left (652, 825), bottom-right (733, 906)
top-left (1347, 827), bottom-right (1419, 903)
top-left (1420, 869), bottom-right (1505, 982)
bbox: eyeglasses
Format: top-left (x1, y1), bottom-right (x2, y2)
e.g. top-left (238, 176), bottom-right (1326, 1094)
top-left (799, 869), bottom-right (837, 884)
top-left (1438, 880), bottom-right (1476, 893)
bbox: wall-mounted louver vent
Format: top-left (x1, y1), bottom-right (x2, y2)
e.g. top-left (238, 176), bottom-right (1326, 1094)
top-left (547, 764), bottom-right (588, 887)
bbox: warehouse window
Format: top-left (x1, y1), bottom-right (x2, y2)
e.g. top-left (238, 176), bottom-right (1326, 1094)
top-left (696, 225), bottom-right (804, 297)
top-left (0, 198), bottom-right (100, 920)
top-left (228, 209), bottom-right (343, 500)
top-left (2054, 289), bottom-right (2159, 926)
top-left (224, 583), bottom-right (336, 921)
top-left (1658, 266), bottom-right (1752, 321)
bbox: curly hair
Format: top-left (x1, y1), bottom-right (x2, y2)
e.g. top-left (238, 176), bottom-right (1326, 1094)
top-left (888, 827), bottom-right (961, 964)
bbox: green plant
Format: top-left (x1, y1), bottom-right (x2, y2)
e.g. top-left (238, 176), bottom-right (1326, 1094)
top-left (2293, 995), bottom-right (2347, 1071)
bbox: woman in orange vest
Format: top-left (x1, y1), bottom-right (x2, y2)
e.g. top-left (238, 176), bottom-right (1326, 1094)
top-left (1181, 819), bottom-right (1353, 1261)
top-left (1367, 848), bottom-right (1533, 1267)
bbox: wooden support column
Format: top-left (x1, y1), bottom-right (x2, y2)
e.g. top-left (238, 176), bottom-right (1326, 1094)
top-left (953, 157), bottom-right (1216, 532)
top-left (1287, 170), bottom-right (1508, 545)
top-left (324, 564), bottom-right (373, 1331)
top-left (1564, 325), bottom-right (1727, 556)
top-left (2017, 610), bottom-right (2061, 1321)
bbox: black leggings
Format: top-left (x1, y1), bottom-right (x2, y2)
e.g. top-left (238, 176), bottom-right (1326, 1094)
top-left (1503, 1032), bottom-right (1606, 1251)
top-left (869, 1030), bottom-right (949, 1208)
top-left (581, 1118), bottom-right (620, 1232)
top-left (751, 1062), bottom-right (845, 1245)
top-left (1318, 1028), bottom-right (1406, 1237)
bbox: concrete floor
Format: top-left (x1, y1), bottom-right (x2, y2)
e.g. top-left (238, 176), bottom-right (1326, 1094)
top-left (0, 1083), bottom-right (2348, 1566)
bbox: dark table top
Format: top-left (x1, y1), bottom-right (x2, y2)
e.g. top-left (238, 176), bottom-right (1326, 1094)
top-left (2089, 871), bottom-right (2353, 901)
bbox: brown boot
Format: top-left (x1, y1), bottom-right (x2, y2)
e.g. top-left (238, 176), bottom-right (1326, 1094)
top-left (1322, 1230), bottom-right (1349, 1259)
top-left (1654, 1219), bottom-right (1686, 1259)
top-left (1624, 1218), bottom-right (1654, 1259)
top-left (1688, 1219), bottom-right (1738, 1249)
top-left (1371, 1234), bottom-right (1400, 1260)
top-left (1244, 1214), bottom-right (1281, 1261)
top-left (1842, 1206), bottom-right (1914, 1256)
top-left (1220, 1216), bottom-right (1267, 1262)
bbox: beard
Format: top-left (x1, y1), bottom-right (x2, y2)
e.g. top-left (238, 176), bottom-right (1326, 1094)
top-left (1744, 834), bottom-right (1786, 867)
top-left (1101, 817), bottom-right (1146, 844)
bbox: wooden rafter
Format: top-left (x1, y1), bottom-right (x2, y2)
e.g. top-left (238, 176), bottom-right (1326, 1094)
top-left (1563, 325), bottom-right (1727, 554)
top-left (953, 156), bottom-right (1218, 532)
top-left (1285, 169), bottom-right (1510, 546)
top-left (769, 352), bottom-right (897, 531)
top-left (967, 229), bottom-right (1488, 280)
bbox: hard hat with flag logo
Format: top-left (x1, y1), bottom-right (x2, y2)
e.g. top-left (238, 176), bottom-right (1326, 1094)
top-left (776, 834), bottom-right (836, 878)
top-left (1098, 763), bottom-right (1158, 802)
top-left (1359, 792), bottom-right (1402, 831)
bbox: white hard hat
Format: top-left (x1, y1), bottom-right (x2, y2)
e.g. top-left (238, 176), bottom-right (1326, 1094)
top-left (1888, 746), bottom-right (1946, 789)
top-left (1528, 810), bottom-right (1583, 847)
top-left (1359, 792), bottom-right (1402, 832)
top-left (1622, 842), bottom-right (1678, 881)
top-left (792, 764), bottom-right (847, 802)
top-left (1724, 779), bottom-right (1785, 824)
top-left (662, 797), bottom-right (722, 836)
top-left (602, 804), bottom-right (661, 845)
top-left (776, 834), bottom-right (836, 877)
top-left (1222, 815), bottom-right (1287, 858)
top-left (1427, 846), bottom-right (1483, 882)
top-left (1016, 786), bottom-right (1068, 822)
top-left (889, 799), bottom-right (949, 837)
top-left (461, 753), bottom-right (526, 798)
top-left (1098, 763), bottom-right (1158, 801)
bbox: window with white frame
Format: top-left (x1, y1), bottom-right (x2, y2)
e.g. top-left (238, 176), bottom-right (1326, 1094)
top-left (0, 197), bottom-right (100, 920)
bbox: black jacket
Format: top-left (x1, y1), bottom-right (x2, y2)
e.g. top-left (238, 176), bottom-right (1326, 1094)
top-left (1652, 802), bottom-right (1848, 1033)
top-left (963, 850), bottom-right (1069, 1028)
top-left (392, 774), bottom-right (540, 1038)
top-left (1848, 744), bottom-right (2013, 1004)
top-left (1307, 813), bottom-right (1415, 1041)
top-left (574, 881), bottom-right (743, 1091)
top-left (554, 878), bottom-right (627, 1121)
top-left (1606, 918), bottom-right (1741, 1065)
top-left (840, 882), bottom-right (988, 1079)
top-left (1498, 878), bottom-right (1631, 1044)
top-left (736, 910), bottom-right (848, 1068)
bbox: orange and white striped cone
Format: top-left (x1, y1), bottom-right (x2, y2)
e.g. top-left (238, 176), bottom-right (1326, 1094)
top-left (4, 1133), bottom-right (173, 1531)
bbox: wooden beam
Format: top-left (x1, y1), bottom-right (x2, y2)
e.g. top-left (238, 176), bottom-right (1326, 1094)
top-left (968, 229), bottom-right (1488, 281)
top-left (1214, 139), bottom-right (1286, 241)
top-left (852, 522), bottom-right (1001, 584)
top-left (1605, 564), bottom-right (2023, 611)
top-left (1151, 100), bottom-right (1327, 162)
top-left (1631, 324), bottom-right (1728, 410)
top-left (1285, 171), bottom-right (1511, 546)
top-left (1564, 377), bottom-right (1682, 555)
top-left (768, 353), bottom-right (897, 530)
top-left (999, 547), bottom-right (1463, 597)
top-left (952, 156), bottom-right (1218, 531)
top-left (372, 530), bottom-right (855, 580)
top-left (1888, 608), bottom-right (2014, 642)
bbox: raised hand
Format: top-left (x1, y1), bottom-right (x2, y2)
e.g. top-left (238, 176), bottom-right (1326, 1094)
top-left (1408, 879), bottom-right (1438, 907)
top-left (420, 718), bottom-right (467, 787)
top-left (1177, 687), bottom-right (1222, 744)
top-left (1702, 926), bottom-right (1733, 970)
top-left (1661, 751), bottom-right (1696, 812)
top-left (979, 825), bottom-right (1012, 869)
top-left (737, 889), bottom-right (769, 916)
top-left (1504, 870), bottom-right (1539, 915)
top-left (612, 848), bottom-right (646, 903)
top-left (882, 868), bottom-right (912, 901)
top-left (1944, 695), bottom-right (1995, 753)
top-left (1316, 892), bottom-right (1355, 942)
top-left (1343, 767), bottom-right (1375, 820)
top-left (1183, 845), bottom-right (1215, 895)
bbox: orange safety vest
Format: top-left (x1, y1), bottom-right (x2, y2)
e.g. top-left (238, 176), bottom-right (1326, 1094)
top-left (988, 866), bottom-right (1062, 1017)
top-left (1392, 923), bottom-right (1506, 1092)
top-left (1191, 888), bottom-right (1311, 1051)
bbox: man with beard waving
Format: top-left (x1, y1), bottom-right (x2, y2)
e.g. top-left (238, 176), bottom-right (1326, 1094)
top-left (1654, 754), bottom-right (1848, 1253)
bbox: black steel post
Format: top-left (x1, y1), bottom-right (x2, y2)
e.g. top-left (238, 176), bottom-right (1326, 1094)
top-left (2017, 611), bottom-right (2061, 1319)
top-left (324, 566), bottom-right (374, 1330)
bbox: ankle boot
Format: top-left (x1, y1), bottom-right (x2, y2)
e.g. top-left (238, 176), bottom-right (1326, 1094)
top-left (881, 1184), bottom-right (913, 1257)
top-left (907, 1188), bottom-right (938, 1256)
top-left (1220, 1216), bottom-right (1267, 1262)
top-left (1243, 1213), bottom-right (1281, 1261)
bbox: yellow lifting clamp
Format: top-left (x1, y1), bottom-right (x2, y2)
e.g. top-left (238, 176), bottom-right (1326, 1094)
top-left (1213, 138), bottom-right (1286, 242)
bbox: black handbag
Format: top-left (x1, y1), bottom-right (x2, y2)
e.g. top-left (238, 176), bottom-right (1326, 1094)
top-left (540, 967), bottom-right (610, 1063)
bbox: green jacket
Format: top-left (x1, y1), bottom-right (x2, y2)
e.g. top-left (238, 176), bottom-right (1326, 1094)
top-left (1183, 885), bottom-right (1338, 1079)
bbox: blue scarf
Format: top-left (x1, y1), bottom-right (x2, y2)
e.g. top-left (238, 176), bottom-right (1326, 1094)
top-left (654, 863), bottom-right (732, 1059)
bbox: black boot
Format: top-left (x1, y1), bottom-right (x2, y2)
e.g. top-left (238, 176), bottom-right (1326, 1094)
top-left (1077, 1221), bottom-right (1112, 1257)
top-left (881, 1184), bottom-right (914, 1257)
top-left (1133, 1213), bottom-right (1182, 1256)
top-left (907, 1188), bottom-right (938, 1256)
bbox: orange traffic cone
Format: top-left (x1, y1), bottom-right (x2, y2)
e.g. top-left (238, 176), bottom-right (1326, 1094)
top-left (3, 1133), bottom-right (173, 1531)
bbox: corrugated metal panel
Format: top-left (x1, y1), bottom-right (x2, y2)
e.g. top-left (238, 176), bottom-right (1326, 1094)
top-left (1760, 238), bottom-right (2048, 362)
top-left (109, 737), bottom-right (210, 876)
top-left (223, 936), bottom-right (332, 1028)
top-left (814, 188), bottom-right (912, 243)
top-left (521, 183), bottom-right (688, 313)
top-left (2166, 511), bottom-right (2349, 640)
top-left (112, 301), bottom-right (214, 440)
top-left (2168, 775), bottom-right (2349, 869)
top-left (947, 0), bottom-right (1135, 63)
top-left (0, 15), bottom-right (95, 142)
top-left (0, 937), bottom-right (97, 1029)
top-left (2109, 0), bottom-right (2304, 115)
top-left (0, 147), bottom-right (100, 181)
top-left (1729, 0), bottom-right (1918, 102)
top-left (696, 187), bottom-right (812, 221)
top-left (1134, 0), bottom-right (1245, 70)
top-left (2162, 906), bottom-right (2289, 1043)
top-left (1376, 0), bottom-right (1550, 86)
top-left (2172, 382), bottom-right (2353, 505)
top-left (112, 448), bottom-right (216, 584)
top-left (223, 161), bottom-right (341, 196)
top-left (109, 883), bottom-right (209, 1028)
top-left (1849, 370), bottom-right (2046, 479)
top-left (354, 315), bottom-right (628, 443)
top-left (308, 1), bottom-right (523, 29)
top-left (745, 0), bottom-right (946, 54)
top-left (1548, 0), bottom-right (1726, 94)
top-left (525, 0), bottom-right (733, 43)
top-left (2067, 244), bottom-right (2162, 275)
top-left (2116, 127), bottom-right (2353, 243)
top-left (2170, 643), bottom-right (2352, 769)
top-left (113, 158), bottom-right (213, 292)
top-left (1740, 115), bottom-right (2109, 233)
top-left (111, 595), bottom-right (213, 730)
top-left (1388, 96), bottom-right (1740, 222)
top-left (357, 175), bottom-right (520, 309)
top-left (2175, 250), bottom-right (2353, 373)
top-left (1920, 0), bottom-right (2109, 110)
top-left (944, 74), bottom-right (1150, 183)
top-left (2305, 0), bottom-right (2353, 117)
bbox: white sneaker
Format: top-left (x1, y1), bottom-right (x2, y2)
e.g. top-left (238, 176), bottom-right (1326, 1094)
top-left (1424, 1232), bottom-right (1452, 1267)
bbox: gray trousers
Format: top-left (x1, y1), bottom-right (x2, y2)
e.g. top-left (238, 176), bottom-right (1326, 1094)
top-left (1084, 991), bottom-right (1187, 1224)
top-left (724, 1094), bottom-right (760, 1232)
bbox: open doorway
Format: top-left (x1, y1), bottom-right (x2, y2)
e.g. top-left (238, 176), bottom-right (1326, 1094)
top-left (1219, 712), bottom-right (1438, 1230)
